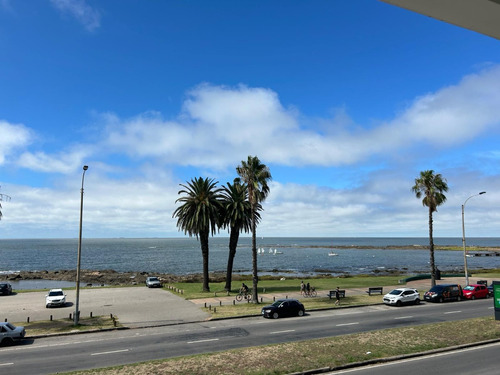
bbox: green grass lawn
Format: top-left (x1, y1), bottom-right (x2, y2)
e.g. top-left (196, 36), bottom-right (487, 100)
top-left (168, 274), bottom-right (406, 299)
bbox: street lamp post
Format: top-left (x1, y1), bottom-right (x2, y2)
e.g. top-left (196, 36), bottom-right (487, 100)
top-left (74, 165), bottom-right (88, 325)
top-left (462, 191), bottom-right (486, 286)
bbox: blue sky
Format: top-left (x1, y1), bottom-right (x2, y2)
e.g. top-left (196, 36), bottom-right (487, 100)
top-left (1, 0), bottom-right (499, 239)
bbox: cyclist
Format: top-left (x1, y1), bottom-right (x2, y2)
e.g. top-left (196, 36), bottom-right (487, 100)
top-left (240, 283), bottom-right (249, 295)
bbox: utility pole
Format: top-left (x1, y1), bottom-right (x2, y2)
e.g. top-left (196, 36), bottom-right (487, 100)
top-left (0, 186), bottom-right (11, 220)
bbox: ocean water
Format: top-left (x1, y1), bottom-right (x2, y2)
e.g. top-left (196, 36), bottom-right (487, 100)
top-left (1, 237), bottom-right (500, 277)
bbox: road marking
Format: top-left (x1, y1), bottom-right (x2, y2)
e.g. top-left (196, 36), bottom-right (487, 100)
top-left (91, 349), bottom-right (129, 356)
top-left (444, 311), bottom-right (462, 314)
top-left (270, 329), bottom-right (296, 334)
top-left (0, 363), bottom-right (14, 366)
top-left (336, 322), bottom-right (359, 327)
top-left (187, 338), bottom-right (219, 344)
top-left (394, 316), bottom-right (414, 319)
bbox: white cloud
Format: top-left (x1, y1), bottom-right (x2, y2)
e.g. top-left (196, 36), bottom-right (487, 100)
top-left (16, 147), bottom-right (90, 174)
top-left (50, 0), bottom-right (101, 31)
top-left (4, 66), bottom-right (500, 238)
top-left (98, 66), bottom-right (500, 171)
top-left (0, 120), bottom-right (32, 164)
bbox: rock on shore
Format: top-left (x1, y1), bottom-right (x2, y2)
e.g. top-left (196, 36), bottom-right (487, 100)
top-left (0, 269), bottom-right (240, 286)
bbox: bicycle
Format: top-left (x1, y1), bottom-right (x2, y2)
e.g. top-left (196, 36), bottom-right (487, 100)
top-left (236, 290), bottom-right (253, 302)
top-left (303, 287), bottom-right (317, 297)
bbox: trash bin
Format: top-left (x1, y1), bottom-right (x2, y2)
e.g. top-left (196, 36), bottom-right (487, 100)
top-left (436, 268), bottom-right (441, 280)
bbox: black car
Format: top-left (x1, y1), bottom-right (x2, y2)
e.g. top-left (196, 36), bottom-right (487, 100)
top-left (0, 283), bottom-right (12, 296)
top-left (261, 299), bottom-right (305, 319)
top-left (424, 284), bottom-right (462, 303)
top-left (488, 283), bottom-right (494, 297)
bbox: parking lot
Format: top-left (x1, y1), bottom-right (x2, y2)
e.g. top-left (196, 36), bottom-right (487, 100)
top-left (0, 287), bottom-right (209, 327)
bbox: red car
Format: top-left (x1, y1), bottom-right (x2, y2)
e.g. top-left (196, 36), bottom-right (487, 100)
top-left (462, 284), bottom-right (489, 300)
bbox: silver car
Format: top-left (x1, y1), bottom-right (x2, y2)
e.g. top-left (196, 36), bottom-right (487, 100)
top-left (383, 288), bottom-right (420, 306)
top-left (146, 276), bottom-right (162, 288)
top-left (0, 322), bottom-right (25, 346)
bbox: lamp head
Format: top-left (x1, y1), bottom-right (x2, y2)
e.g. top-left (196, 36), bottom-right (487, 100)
top-left (479, 191), bottom-right (486, 195)
top-left (83, 165), bottom-right (88, 171)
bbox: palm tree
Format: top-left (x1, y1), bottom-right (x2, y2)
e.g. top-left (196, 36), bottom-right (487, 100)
top-left (220, 180), bottom-right (261, 292)
top-left (236, 156), bottom-right (272, 302)
top-left (173, 177), bottom-right (223, 292)
top-left (412, 170), bottom-right (448, 287)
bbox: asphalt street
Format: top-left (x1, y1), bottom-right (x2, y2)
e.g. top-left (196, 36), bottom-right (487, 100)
top-left (0, 298), bottom-right (495, 375)
top-left (328, 341), bottom-right (500, 375)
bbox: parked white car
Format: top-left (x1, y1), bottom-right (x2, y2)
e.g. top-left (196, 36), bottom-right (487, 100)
top-left (45, 288), bottom-right (66, 308)
top-left (383, 288), bottom-right (420, 306)
top-left (0, 322), bottom-right (25, 346)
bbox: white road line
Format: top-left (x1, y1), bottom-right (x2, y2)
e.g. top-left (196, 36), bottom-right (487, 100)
top-left (444, 311), bottom-right (462, 314)
top-left (394, 316), bottom-right (414, 320)
top-left (187, 338), bottom-right (219, 344)
top-left (0, 363), bottom-right (14, 366)
top-left (91, 349), bottom-right (130, 356)
top-left (270, 329), bottom-right (296, 334)
top-left (336, 322), bottom-right (359, 327)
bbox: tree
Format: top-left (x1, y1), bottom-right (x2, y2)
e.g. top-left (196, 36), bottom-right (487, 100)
top-left (412, 170), bottom-right (448, 287)
top-left (236, 156), bottom-right (272, 302)
top-left (173, 177), bottom-right (223, 292)
top-left (220, 180), bottom-right (261, 292)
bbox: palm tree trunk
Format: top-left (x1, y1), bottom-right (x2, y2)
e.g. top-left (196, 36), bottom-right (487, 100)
top-left (428, 207), bottom-right (436, 287)
top-left (224, 227), bottom-right (240, 291)
top-left (200, 230), bottom-right (210, 292)
top-left (251, 204), bottom-right (259, 303)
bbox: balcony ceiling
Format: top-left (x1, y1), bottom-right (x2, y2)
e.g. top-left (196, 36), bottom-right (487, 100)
top-left (380, 0), bottom-right (500, 40)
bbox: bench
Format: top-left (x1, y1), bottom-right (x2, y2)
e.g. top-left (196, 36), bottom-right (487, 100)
top-left (477, 280), bottom-right (488, 285)
top-left (328, 290), bottom-right (345, 299)
top-left (366, 287), bottom-right (383, 295)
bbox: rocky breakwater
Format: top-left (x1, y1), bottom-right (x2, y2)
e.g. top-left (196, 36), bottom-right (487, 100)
top-left (0, 269), bottom-right (236, 286)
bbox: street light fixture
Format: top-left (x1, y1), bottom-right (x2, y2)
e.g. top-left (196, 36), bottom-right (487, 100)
top-left (74, 165), bottom-right (88, 325)
top-left (462, 191), bottom-right (486, 286)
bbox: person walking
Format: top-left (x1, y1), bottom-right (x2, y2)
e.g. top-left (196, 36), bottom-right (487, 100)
top-left (335, 287), bottom-right (341, 305)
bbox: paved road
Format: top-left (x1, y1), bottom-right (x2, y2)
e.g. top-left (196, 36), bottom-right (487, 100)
top-left (328, 341), bottom-right (500, 375)
top-left (0, 298), bottom-right (494, 375)
top-left (0, 287), bottom-right (209, 327)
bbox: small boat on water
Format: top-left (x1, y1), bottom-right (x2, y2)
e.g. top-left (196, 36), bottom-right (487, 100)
top-left (328, 251), bottom-right (338, 256)
top-left (274, 249), bottom-right (283, 255)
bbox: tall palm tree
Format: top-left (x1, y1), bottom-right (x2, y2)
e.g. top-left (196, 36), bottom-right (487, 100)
top-left (412, 170), bottom-right (448, 287)
top-left (173, 177), bottom-right (223, 292)
top-left (236, 156), bottom-right (272, 302)
top-left (220, 180), bottom-right (261, 292)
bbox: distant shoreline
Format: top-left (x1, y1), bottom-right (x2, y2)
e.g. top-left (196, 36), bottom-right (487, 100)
top-left (272, 244), bottom-right (500, 252)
